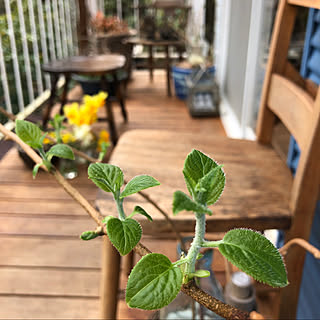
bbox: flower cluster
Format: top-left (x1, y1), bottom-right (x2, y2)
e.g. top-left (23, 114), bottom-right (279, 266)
top-left (91, 12), bottom-right (128, 34)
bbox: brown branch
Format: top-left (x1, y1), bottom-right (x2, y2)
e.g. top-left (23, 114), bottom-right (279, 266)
top-left (0, 123), bottom-right (261, 320)
top-left (0, 106), bottom-right (16, 121)
top-left (280, 238), bottom-right (320, 259)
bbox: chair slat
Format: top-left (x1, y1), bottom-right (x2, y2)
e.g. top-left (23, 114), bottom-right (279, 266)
top-left (288, 0), bottom-right (320, 9)
top-left (268, 74), bottom-right (314, 150)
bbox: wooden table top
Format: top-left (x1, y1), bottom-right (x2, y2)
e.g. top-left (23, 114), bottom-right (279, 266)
top-left (42, 54), bottom-right (126, 75)
top-left (125, 37), bottom-right (185, 47)
top-left (96, 129), bottom-right (293, 235)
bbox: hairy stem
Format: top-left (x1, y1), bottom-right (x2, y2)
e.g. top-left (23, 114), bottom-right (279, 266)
top-left (186, 212), bottom-right (206, 274)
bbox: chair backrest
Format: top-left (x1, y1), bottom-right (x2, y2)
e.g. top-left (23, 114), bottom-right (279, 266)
top-left (256, 1), bottom-right (320, 317)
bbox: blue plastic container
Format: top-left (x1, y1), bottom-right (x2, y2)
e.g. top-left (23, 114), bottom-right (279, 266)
top-left (172, 65), bottom-right (215, 100)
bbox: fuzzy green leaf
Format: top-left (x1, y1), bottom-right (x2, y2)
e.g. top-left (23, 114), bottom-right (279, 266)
top-left (15, 120), bottom-right (43, 149)
top-left (120, 175), bottom-right (160, 198)
top-left (196, 165), bottom-right (225, 205)
top-left (126, 253), bottom-right (182, 310)
top-left (183, 149), bottom-right (218, 198)
top-left (88, 163), bottom-right (124, 194)
top-left (189, 270), bottom-right (210, 278)
top-left (128, 206), bottom-right (153, 222)
top-left (80, 230), bottom-right (100, 241)
top-left (106, 217), bottom-right (142, 256)
top-left (172, 191), bottom-right (212, 215)
top-left (46, 144), bottom-right (74, 161)
top-left (218, 229), bottom-right (288, 287)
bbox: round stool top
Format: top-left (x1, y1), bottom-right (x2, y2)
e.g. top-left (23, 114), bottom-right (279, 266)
top-left (42, 54), bottom-right (126, 75)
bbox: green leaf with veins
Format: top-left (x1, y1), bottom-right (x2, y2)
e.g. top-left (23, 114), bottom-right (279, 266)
top-left (120, 175), bottom-right (160, 198)
top-left (172, 191), bottom-right (212, 215)
top-left (218, 229), bottom-right (288, 288)
top-left (88, 163), bottom-right (124, 194)
top-left (46, 144), bottom-right (74, 162)
top-left (196, 165), bottom-right (225, 205)
top-left (126, 253), bottom-right (183, 310)
top-left (183, 149), bottom-right (219, 198)
top-left (128, 206), bottom-right (153, 222)
top-left (15, 120), bottom-right (43, 149)
top-left (106, 217), bottom-right (142, 256)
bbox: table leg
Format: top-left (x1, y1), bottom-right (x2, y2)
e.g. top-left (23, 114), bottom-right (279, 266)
top-left (148, 45), bottom-right (154, 82)
top-left (123, 251), bottom-right (134, 277)
top-left (100, 76), bottom-right (118, 145)
top-left (165, 45), bottom-right (172, 97)
top-left (100, 236), bottom-right (121, 320)
top-left (42, 74), bottom-right (59, 128)
top-left (113, 72), bottom-right (128, 122)
top-left (59, 74), bottom-right (71, 115)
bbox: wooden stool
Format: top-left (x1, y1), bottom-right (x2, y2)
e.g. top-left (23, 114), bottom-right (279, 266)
top-left (42, 54), bottom-right (128, 145)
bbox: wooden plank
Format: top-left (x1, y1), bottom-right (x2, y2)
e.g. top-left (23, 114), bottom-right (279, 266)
top-left (0, 296), bottom-right (99, 319)
top-left (0, 267), bottom-right (100, 297)
top-left (0, 236), bottom-right (101, 268)
top-left (0, 216), bottom-right (95, 237)
top-left (268, 74), bottom-right (313, 150)
top-left (0, 184), bottom-right (97, 201)
top-left (288, 0), bottom-right (320, 9)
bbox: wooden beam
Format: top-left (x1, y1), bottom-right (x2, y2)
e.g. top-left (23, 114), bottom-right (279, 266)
top-left (77, 0), bottom-right (89, 55)
top-left (288, 0), bottom-right (320, 9)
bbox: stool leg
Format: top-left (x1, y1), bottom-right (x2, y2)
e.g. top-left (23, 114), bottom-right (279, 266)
top-left (148, 45), bottom-right (154, 82)
top-left (123, 250), bottom-right (134, 277)
top-left (100, 236), bottom-right (121, 320)
top-left (59, 74), bottom-right (71, 115)
top-left (100, 76), bottom-right (118, 145)
top-left (43, 74), bottom-right (58, 128)
top-left (113, 72), bottom-right (128, 122)
top-left (165, 46), bottom-right (172, 97)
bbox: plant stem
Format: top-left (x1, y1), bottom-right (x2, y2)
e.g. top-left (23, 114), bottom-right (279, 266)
top-left (201, 240), bottom-right (223, 248)
top-left (186, 212), bottom-right (206, 273)
top-left (115, 194), bottom-right (126, 220)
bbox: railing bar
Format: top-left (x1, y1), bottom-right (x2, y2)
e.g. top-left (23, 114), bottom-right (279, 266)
top-left (64, 0), bottom-right (74, 55)
top-left (101, 0), bottom-right (105, 13)
top-left (0, 35), bottom-right (13, 114)
top-left (70, 0), bottom-right (79, 55)
top-left (59, 0), bottom-right (68, 57)
top-left (134, 0), bottom-right (140, 34)
top-left (27, 0), bottom-right (44, 94)
top-left (117, 0), bottom-right (123, 20)
top-left (17, 0), bottom-right (34, 102)
top-left (45, 0), bottom-right (56, 62)
top-left (4, 0), bottom-right (25, 111)
top-left (37, 0), bottom-right (50, 89)
top-left (52, 0), bottom-right (63, 59)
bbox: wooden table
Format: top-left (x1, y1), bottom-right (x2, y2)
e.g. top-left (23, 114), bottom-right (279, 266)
top-left (126, 37), bottom-right (185, 96)
top-left (42, 54), bottom-right (127, 145)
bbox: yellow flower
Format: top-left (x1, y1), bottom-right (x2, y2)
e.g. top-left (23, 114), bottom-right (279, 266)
top-left (83, 91), bottom-right (108, 112)
top-left (64, 103), bottom-right (81, 126)
top-left (61, 132), bottom-right (76, 144)
top-left (97, 130), bottom-right (110, 151)
top-left (43, 131), bottom-right (56, 144)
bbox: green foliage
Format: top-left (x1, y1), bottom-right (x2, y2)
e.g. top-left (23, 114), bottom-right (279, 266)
top-left (218, 229), bottom-right (288, 288)
top-left (80, 230), bottom-right (101, 241)
top-left (189, 269), bottom-right (210, 279)
top-left (32, 162), bottom-right (43, 179)
top-left (106, 217), bottom-right (142, 256)
top-left (172, 190), bottom-right (212, 215)
top-left (120, 175), bottom-right (160, 199)
top-left (126, 253), bottom-right (183, 310)
top-left (88, 163), bottom-right (124, 194)
top-left (15, 119), bottom-right (42, 149)
top-left (128, 206), bottom-right (153, 222)
top-left (46, 144), bottom-right (74, 162)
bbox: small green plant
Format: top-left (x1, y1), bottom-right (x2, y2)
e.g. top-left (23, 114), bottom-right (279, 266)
top-left (86, 149), bottom-right (288, 311)
top-left (15, 119), bottom-right (74, 178)
top-left (15, 119), bottom-right (288, 312)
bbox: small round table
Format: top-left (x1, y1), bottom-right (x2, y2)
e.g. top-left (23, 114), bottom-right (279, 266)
top-left (42, 54), bottom-right (127, 145)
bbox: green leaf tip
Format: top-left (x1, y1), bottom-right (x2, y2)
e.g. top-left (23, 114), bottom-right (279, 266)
top-left (126, 253), bottom-right (183, 310)
top-left (172, 191), bottom-right (212, 215)
top-left (128, 206), bottom-right (153, 222)
top-left (182, 149), bottom-right (225, 204)
top-left (120, 175), bottom-right (160, 198)
top-left (46, 144), bottom-right (74, 161)
top-left (106, 217), bottom-right (142, 256)
top-left (15, 119), bottom-right (43, 149)
top-left (80, 230), bottom-right (100, 241)
top-left (218, 229), bottom-right (288, 288)
top-left (88, 163), bottom-right (124, 194)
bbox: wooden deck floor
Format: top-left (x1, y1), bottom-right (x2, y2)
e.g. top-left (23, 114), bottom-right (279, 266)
top-left (0, 71), bottom-right (276, 319)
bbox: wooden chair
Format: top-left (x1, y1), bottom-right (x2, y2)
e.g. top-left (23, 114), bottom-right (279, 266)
top-left (96, 0), bottom-right (320, 318)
